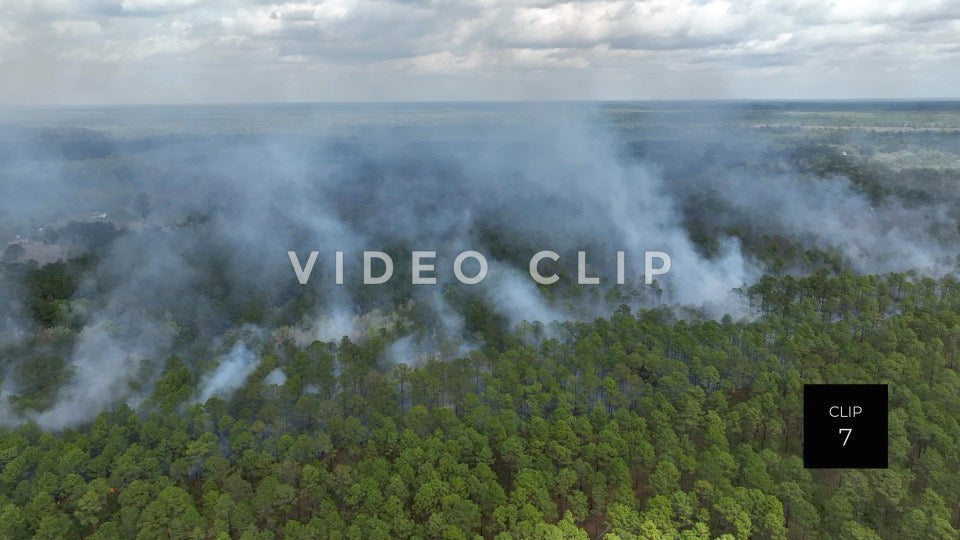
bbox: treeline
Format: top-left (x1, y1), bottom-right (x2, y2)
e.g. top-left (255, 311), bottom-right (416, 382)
top-left (0, 270), bottom-right (958, 538)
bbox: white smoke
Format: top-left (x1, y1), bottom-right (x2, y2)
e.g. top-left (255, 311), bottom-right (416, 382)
top-left (32, 317), bottom-right (174, 430)
top-left (197, 342), bottom-right (259, 402)
top-left (264, 367), bottom-right (287, 386)
top-left (1, 104), bottom-right (958, 428)
top-left (712, 173), bottom-right (957, 273)
top-left (484, 264), bottom-right (571, 326)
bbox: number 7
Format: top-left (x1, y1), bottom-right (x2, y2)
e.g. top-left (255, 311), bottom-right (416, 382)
top-left (839, 428), bottom-right (853, 446)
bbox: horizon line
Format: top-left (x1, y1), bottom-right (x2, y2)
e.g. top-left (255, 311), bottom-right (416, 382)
top-left (3, 97), bottom-right (960, 109)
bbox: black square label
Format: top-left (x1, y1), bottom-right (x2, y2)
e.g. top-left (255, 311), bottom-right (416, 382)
top-left (803, 384), bottom-right (888, 468)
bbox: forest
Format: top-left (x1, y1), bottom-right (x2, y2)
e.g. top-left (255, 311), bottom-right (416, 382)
top-left (1, 102), bottom-right (959, 539)
top-left (1, 257), bottom-right (959, 539)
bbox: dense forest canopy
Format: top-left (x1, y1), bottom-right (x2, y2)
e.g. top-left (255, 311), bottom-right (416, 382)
top-left (1, 266), bottom-right (958, 539)
top-left (0, 102), bottom-right (959, 538)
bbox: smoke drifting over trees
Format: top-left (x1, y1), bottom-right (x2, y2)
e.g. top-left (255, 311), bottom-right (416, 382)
top-left (1, 102), bottom-right (959, 428)
top-left (197, 342), bottom-right (260, 403)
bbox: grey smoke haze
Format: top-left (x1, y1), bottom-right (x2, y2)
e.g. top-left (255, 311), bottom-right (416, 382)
top-left (31, 317), bottom-right (174, 430)
top-left (0, 287), bottom-right (26, 347)
top-left (708, 173), bottom-right (959, 273)
top-left (24, 229), bottom-right (195, 429)
top-left (1, 103), bottom-right (959, 427)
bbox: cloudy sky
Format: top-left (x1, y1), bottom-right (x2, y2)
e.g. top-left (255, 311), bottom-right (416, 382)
top-left (1, 0), bottom-right (959, 104)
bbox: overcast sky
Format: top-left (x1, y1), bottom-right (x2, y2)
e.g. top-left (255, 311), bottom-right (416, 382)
top-left (1, 0), bottom-right (959, 104)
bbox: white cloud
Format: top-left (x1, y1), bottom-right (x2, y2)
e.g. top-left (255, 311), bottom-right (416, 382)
top-left (51, 20), bottom-right (102, 36)
top-left (121, 0), bottom-right (202, 12)
top-left (0, 0), bottom-right (958, 102)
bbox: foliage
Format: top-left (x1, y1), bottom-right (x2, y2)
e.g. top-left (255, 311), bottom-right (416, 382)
top-left (0, 270), bottom-right (958, 538)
